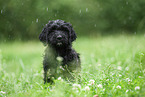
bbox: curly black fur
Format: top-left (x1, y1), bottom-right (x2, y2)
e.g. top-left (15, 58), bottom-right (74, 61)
top-left (39, 20), bottom-right (81, 84)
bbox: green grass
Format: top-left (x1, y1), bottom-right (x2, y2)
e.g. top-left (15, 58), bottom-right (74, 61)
top-left (0, 35), bottom-right (145, 97)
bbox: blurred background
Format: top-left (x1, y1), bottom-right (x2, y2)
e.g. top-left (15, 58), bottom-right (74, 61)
top-left (0, 0), bottom-right (145, 41)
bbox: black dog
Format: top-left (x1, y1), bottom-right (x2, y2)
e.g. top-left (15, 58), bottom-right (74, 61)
top-left (39, 20), bottom-right (81, 83)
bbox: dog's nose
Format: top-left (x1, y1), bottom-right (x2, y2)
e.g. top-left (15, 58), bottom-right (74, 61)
top-left (57, 35), bottom-right (62, 40)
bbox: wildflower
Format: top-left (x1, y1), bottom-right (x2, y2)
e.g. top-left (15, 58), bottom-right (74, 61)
top-left (0, 91), bottom-right (6, 94)
top-left (126, 89), bottom-right (129, 93)
top-left (125, 67), bottom-right (129, 71)
top-left (84, 86), bottom-right (90, 91)
top-left (116, 85), bottom-right (121, 89)
top-left (118, 74), bottom-right (122, 77)
top-left (112, 73), bottom-right (115, 76)
top-left (138, 76), bottom-right (142, 78)
top-left (140, 53), bottom-right (144, 56)
top-left (59, 66), bottom-right (65, 70)
top-left (98, 63), bottom-right (101, 66)
top-left (117, 66), bottom-right (122, 70)
top-left (97, 84), bottom-right (103, 88)
top-left (57, 77), bottom-right (63, 81)
top-left (103, 89), bottom-right (105, 91)
top-left (135, 86), bottom-right (140, 90)
top-left (88, 79), bottom-right (95, 85)
top-left (72, 84), bottom-right (81, 90)
top-left (93, 95), bottom-right (99, 97)
top-left (126, 78), bottom-right (132, 82)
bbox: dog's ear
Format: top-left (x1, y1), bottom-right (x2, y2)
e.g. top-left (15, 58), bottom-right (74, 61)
top-left (70, 26), bottom-right (77, 42)
top-left (39, 26), bottom-right (47, 46)
top-left (70, 27), bottom-right (77, 42)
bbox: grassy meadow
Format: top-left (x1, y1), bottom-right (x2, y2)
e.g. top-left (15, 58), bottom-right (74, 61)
top-left (0, 35), bottom-right (145, 97)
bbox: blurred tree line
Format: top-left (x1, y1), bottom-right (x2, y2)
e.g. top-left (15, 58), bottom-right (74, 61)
top-left (0, 0), bottom-right (145, 40)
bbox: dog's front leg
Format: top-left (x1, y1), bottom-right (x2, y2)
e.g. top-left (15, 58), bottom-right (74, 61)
top-left (43, 64), bottom-right (49, 84)
top-left (43, 64), bottom-right (56, 84)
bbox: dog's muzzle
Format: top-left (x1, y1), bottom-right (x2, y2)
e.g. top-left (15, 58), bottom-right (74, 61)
top-left (56, 35), bottom-right (63, 46)
top-left (57, 35), bottom-right (62, 41)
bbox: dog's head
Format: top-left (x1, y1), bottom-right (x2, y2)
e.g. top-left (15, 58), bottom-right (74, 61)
top-left (39, 20), bottom-right (77, 47)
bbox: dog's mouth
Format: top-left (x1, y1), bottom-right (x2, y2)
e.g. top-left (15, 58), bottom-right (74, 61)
top-left (56, 42), bottom-right (63, 46)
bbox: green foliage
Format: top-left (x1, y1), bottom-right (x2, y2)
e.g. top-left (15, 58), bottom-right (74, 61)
top-left (0, 0), bottom-right (145, 40)
top-left (0, 35), bottom-right (145, 96)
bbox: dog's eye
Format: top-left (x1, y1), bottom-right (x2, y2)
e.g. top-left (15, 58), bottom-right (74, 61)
top-left (60, 27), bottom-right (69, 32)
top-left (49, 25), bottom-right (58, 31)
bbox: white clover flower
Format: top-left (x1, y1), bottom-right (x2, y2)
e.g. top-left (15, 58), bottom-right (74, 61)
top-left (103, 89), bottom-right (105, 91)
top-left (59, 66), bottom-right (65, 70)
top-left (126, 78), bottom-right (132, 82)
top-left (125, 67), bottom-right (129, 71)
top-left (76, 90), bottom-right (79, 93)
top-left (93, 95), bottom-right (99, 97)
top-left (72, 84), bottom-right (81, 90)
top-left (126, 89), bottom-right (129, 93)
top-left (88, 79), bottom-right (95, 85)
top-left (58, 77), bottom-right (62, 80)
top-left (0, 91), bottom-right (6, 94)
top-left (98, 63), bottom-right (101, 66)
top-left (116, 85), bottom-right (121, 89)
top-left (84, 86), bottom-right (90, 91)
top-left (117, 66), bottom-right (122, 70)
top-left (97, 84), bottom-right (103, 88)
top-left (56, 56), bottom-right (63, 62)
top-left (135, 86), bottom-right (140, 90)
top-left (138, 76), bottom-right (142, 78)
top-left (112, 73), bottom-right (115, 76)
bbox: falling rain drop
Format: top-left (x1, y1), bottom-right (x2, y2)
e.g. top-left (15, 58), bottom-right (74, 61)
top-left (1, 10), bottom-right (3, 14)
top-left (126, 2), bottom-right (128, 5)
top-left (47, 8), bottom-right (48, 11)
top-left (129, 16), bottom-right (132, 20)
top-left (36, 18), bottom-right (38, 23)
top-left (79, 10), bottom-right (82, 14)
top-left (23, 18), bottom-right (25, 21)
top-left (86, 8), bottom-right (88, 12)
top-left (134, 32), bottom-right (136, 34)
top-left (94, 24), bottom-right (96, 27)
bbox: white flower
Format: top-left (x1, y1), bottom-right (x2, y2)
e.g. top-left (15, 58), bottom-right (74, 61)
top-left (126, 78), bottom-right (132, 82)
top-left (126, 89), bottom-right (129, 93)
top-left (125, 67), bottom-right (129, 71)
top-left (118, 74), bottom-right (122, 77)
top-left (59, 66), bottom-right (65, 70)
top-left (97, 84), bottom-right (103, 88)
top-left (58, 77), bottom-right (63, 81)
top-left (84, 86), bottom-right (90, 91)
top-left (0, 91), bottom-right (6, 94)
top-left (72, 84), bottom-right (81, 90)
top-left (112, 73), bottom-right (115, 76)
top-left (139, 76), bottom-right (142, 78)
top-left (98, 63), bottom-right (101, 66)
top-left (103, 89), bottom-right (105, 91)
top-left (135, 86), bottom-right (140, 90)
top-left (88, 79), bottom-right (95, 85)
top-left (117, 66), bottom-right (122, 70)
top-left (116, 85), bottom-right (121, 89)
